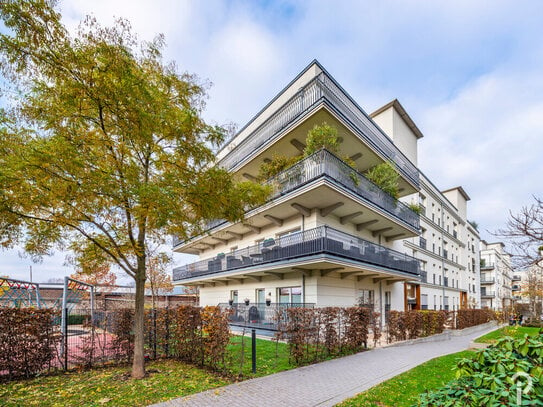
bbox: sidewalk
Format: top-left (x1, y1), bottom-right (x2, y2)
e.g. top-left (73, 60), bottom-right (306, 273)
top-left (151, 323), bottom-right (497, 407)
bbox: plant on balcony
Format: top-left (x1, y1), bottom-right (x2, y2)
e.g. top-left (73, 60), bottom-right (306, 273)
top-left (408, 203), bottom-right (422, 214)
top-left (258, 153), bottom-right (302, 181)
top-left (364, 161), bottom-right (400, 199)
top-left (303, 122), bottom-right (341, 156)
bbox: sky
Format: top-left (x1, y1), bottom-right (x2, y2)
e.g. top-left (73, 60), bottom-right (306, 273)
top-left (1, 0), bottom-right (542, 283)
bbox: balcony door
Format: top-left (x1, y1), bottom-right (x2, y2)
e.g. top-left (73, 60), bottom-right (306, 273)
top-left (256, 288), bottom-right (266, 304)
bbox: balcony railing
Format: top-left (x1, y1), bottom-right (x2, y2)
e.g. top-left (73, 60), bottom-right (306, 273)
top-left (217, 72), bottom-right (420, 188)
top-left (480, 262), bottom-right (495, 270)
top-left (481, 291), bottom-right (496, 298)
top-left (419, 237), bottom-right (427, 250)
top-left (173, 225), bottom-right (420, 281)
top-left (480, 277), bottom-right (495, 284)
top-left (173, 150), bottom-right (420, 247)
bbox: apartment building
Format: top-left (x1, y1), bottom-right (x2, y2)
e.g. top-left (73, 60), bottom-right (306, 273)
top-left (479, 241), bottom-right (514, 310)
top-left (172, 60), bottom-right (479, 318)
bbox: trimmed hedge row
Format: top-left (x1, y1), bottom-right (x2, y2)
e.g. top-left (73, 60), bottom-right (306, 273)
top-left (278, 307), bottom-right (381, 365)
top-left (0, 308), bottom-right (60, 380)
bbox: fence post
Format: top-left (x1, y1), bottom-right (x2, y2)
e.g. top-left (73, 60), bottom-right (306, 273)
top-left (153, 308), bottom-right (157, 359)
top-left (63, 307), bottom-right (68, 371)
top-left (251, 328), bottom-right (257, 374)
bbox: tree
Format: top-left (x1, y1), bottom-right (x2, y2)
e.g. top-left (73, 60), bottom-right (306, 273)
top-left (522, 266), bottom-right (543, 320)
top-left (497, 196), bottom-right (543, 268)
top-left (0, 0), bottom-right (269, 378)
top-left (145, 252), bottom-right (173, 310)
top-left (71, 264), bottom-right (117, 289)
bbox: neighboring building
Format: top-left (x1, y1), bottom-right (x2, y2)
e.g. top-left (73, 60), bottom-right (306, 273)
top-left (172, 60), bottom-right (479, 320)
top-left (479, 241), bottom-right (513, 310)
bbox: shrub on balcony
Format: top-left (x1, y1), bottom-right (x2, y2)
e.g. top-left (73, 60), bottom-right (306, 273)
top-left (258, 153), bottom-right (302, 180)
top-left (303, 122), bottom-right (340, 156)
top-left (408, 203), bottom-right (422, 214)
top-left (364, 161), bottom-right (400, 199)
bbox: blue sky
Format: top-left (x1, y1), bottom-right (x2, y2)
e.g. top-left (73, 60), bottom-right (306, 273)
top-left (2, 0), bottom-right (542, 282)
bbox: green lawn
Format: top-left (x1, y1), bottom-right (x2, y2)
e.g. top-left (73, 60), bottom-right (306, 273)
top-left (336, 350), bottom-right (474, 407)
top-left (227, 334), bottom-right (291, 377)
top-left (0, 335), bottom-right (290, 407)
top-left (474, 326), bottom-right (541, 343)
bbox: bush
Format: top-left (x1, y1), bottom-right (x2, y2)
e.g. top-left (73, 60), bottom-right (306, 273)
top-left (364, 161), bottom-right (400, 199)
top-left (303, 122), bottom-right (340, 156)
top-left (418, 331), bottom-right (543, 406)
top-left (386, 310), bottom-right (447, 343)
top-left (455, 309), bottom-right (496, 329)
top-left (279, 307), bottom-right (379, 365)
top-left (0, 308), bottom-right (61, 379)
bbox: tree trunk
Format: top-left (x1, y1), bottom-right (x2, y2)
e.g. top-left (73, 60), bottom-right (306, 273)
top-left (132, 257), bottom-right (147, 379)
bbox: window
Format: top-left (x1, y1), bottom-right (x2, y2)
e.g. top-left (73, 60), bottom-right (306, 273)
top-left (278, 286), bottom-right (302, 304)
top-left (256, 288), bottom-right (266, 304)
top-left (444, 296), bottom-right (449, 311)
top-left (433, 295), bottom-right (437, 310)
top-left (421, 294), bottom-right (428, 310)
top-left (433, 274), bottom-right (436, 284)
top-left (230, 290), bottom-right (238, 304)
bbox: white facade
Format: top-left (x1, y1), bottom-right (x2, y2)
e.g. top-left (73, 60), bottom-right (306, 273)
top-left (479, 241), bottom-right (513, 310)
top-left (172, 61), bottom-right (480, 318)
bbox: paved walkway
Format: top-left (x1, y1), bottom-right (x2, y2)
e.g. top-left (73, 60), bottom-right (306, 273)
top-left (151, 323), bottom-right (497, 407)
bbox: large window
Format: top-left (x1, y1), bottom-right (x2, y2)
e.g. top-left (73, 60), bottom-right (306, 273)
top-left (278, 286), bottom-right (302, 304)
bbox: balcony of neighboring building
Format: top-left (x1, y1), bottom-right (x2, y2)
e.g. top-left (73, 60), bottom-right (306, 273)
top-left (174, 149), bottom-right (420, 253)
top-left (480, 291), bottom-right (496, 299)
top-left (480, 276), bottom-right (495, 284)
top-left (480, 261), bottom-right (494, 270)
top-left (215, 70), bottom-right (419, 195)
top-left (172, 225), bottom-right (420, 285)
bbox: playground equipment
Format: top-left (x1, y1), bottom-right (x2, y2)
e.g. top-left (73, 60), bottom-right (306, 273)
top-left (0, 277), bottom-right (42, 308)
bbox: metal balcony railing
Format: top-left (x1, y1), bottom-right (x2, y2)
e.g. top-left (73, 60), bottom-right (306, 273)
top-left (173, 150), bottom-right (420, 247)
top-left (173, 225), bottom-right (420, 281)
top-left (480, 277), bottom-right (495, 284)
top-left (217, 72), bottom-right (420, 188)
top-left (480, 262), bottom-right (495, 270)
top-left (481, 291), bottom-right (496, 298)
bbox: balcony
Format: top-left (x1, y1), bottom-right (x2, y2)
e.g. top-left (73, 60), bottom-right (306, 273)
top-left (174, 150), bottom-right (420, 248)
top-left (216, 71), bottom-right (420, 189)
top-left (481, 291), bottom-right (496, 298)
top-left (419, 237), bottom-right (427, 250)
top-left (512, 275), bottom-right (521, 281)
top-left (480, 277), bottom-right (495, 284)
top-left (480, 262), bottom-right (495, 270)
top-left (173, 225), bottom-right (420, 282)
